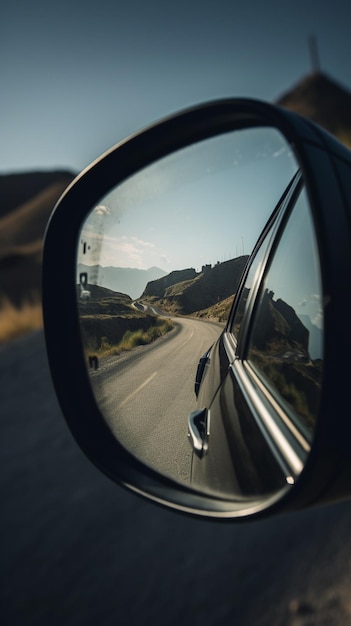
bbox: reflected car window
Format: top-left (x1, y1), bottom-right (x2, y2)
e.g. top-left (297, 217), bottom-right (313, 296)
top-left (231, 233), bottom-right (270, 341)
top-left (246, 188), bottom-right (323, 434)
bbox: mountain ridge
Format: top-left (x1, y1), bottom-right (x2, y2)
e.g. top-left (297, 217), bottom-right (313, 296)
top-left (142, 256), bottom-right (249, 316)
top-left (0, 171), bottom-right (75, 305)
top-left (78, 263), bottom-right (167, 301)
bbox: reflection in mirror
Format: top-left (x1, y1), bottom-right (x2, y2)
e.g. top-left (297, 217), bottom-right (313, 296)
top-left (247, 187), bottom-right (323, 435)
top-left (190, 180), bottom-right (324, 500)
top-left (76, 127), bottom-right (300, 501)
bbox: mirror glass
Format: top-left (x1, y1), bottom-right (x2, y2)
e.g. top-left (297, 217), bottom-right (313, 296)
top-left (76, 127), bottom-right (305, 500)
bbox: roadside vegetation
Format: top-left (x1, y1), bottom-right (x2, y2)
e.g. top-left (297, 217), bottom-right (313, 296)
top-left (78, 287), bottom-right (175, 358)
top-left (85, 317), bottom-right (174, 358)
top-left (0, 297), bottom-right (43, 344)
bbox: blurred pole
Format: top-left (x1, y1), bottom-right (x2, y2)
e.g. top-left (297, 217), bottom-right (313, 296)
top-left (309, 35), bottom-right (320, 73)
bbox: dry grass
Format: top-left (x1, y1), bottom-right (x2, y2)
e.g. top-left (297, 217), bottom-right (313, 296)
top-left (0, 297), bottom-right (43, 344)
top-left (194, 294), bottom-right (235, 323)
top-left (85, 318), bottom-right (174, 358)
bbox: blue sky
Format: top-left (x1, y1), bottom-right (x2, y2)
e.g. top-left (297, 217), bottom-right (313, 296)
top-left (79, 127), bottom-right (299, 275)
top-left (2, 0), bottom-right (351, 174)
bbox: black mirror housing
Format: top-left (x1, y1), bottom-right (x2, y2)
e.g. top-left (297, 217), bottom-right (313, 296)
top-left (43, 98), bottom-right (351, 519)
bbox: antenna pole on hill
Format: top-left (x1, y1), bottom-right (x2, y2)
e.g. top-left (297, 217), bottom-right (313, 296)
top-left (308, 35), bottom-right (320, 73)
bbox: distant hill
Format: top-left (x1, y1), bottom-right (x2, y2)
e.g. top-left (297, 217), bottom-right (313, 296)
top-left (0, 170), bottom-right (75, 219)
top-left (142, 256), bottom-right (248, 317)
top-left (0, 171), bottom-right (75, 305)
top-left (276, 71), bottom-right (351, 147)
top-left (142, 268), bottom-right (198, 299)
top-left (77, 264), bottom-right (167, 300)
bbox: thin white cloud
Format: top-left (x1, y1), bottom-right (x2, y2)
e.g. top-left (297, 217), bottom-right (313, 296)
top-left (312, 310), bottom-right (323, 328)
top-left (79, 231), bottom-right (158, 269)
top-left (298, 294), bottom-right (323, 329)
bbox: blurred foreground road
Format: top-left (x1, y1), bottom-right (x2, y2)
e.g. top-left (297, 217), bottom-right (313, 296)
top-left (1, 330), bottom-right (351, 626)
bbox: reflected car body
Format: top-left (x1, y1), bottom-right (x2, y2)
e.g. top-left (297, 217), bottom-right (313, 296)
top-left (191, 170), bottom-right (323, 500)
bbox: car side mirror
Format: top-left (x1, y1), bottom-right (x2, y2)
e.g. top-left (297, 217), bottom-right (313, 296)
top-left (43, 98), bottom-right (351, 519)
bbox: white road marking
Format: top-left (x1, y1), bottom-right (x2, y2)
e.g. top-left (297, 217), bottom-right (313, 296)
top-left (118, 371), bottom-right (158, 408)
top-left (172, 326), bottom-right (195, 355)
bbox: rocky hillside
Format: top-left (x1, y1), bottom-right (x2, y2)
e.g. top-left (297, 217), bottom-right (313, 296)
top-left (142, 268), bottom-right (198, 299)
top-left (142, 256), bottom-right (248, 316)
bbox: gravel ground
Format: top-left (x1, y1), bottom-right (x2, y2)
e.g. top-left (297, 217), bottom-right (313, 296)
top-left (1, 330), bottom-right (351, 626)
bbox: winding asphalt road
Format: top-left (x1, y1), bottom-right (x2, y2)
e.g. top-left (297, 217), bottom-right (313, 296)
top-left (2, 330), bottom-right (351, 625)
top-left (91, 316), bottom-right (223, 483)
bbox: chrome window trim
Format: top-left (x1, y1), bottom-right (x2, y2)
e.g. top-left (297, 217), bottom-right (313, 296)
top-left (243, 361), bottom-right (311, 453)
top-left (223, 330), bottom-right (236, 363)
top-left (231, 357), bottom-right (309, 482)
